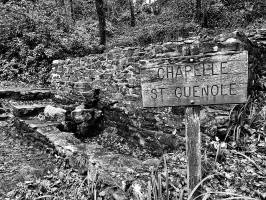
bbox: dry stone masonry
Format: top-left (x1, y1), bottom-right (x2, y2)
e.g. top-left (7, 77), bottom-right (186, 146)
top-left (50, 29), bottom-right (266, 152)
top-left (4, 29), bottom-right (265, 199)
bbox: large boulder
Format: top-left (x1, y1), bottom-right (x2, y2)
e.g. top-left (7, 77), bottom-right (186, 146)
top-left (71, 109), bottom-right (92, 124)
top-left (44, 105), bottom-right (66, 122)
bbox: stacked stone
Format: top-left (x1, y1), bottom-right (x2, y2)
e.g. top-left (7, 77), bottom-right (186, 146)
top-left (246, 29), bottom-right (266, 91)
top-left (50, 30), bottom-right (266, 152)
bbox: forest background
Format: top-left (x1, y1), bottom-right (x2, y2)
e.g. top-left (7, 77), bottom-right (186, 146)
top-left (0, 0), bottom-right (265, 84)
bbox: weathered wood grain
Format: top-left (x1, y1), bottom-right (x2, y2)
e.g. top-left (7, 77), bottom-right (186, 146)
top-left (185, 107), bottom-right (201, 199)
top-left (141, 51), bottom-right (248, 107)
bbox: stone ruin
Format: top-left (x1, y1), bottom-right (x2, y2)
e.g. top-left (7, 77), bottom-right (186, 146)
top-left (7, 29), bottom-right (265, 198)
top-left (49, 29), bottom-right (266, 154)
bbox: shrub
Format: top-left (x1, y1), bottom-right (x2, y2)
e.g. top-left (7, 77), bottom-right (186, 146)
top-left (109, 0), bottom-right (199, 47)
top-left (213, 0), bottom-right (266, 28)
top-left (0, 0), bottom-right (101, 84)
top-left (120, 21), bottom-right (199, 46)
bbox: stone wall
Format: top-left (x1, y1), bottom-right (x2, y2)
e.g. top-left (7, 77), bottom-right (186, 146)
top-left (50, 29), bottom-right (266, 154)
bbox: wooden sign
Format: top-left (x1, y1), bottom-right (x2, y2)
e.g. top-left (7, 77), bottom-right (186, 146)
top-left (141, 51), bottom-right (248, 107)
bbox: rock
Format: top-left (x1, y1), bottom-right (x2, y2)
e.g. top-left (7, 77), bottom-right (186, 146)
top-left (0, 89), bottom-right (53, 100)
top-left (13, 116), bottom-right (158, 198)
top-left (76, 121), bottom-right (90, 136)
top-left (80, 91), bottom-right (94, 100)
top-left (112, 189), bottom-right (127, 200)
top-left (200, 107), bottom-right (230, 138)
top-left (217, 128), bottom-right (228, 139)
top-left (12, 104), bottom-right (46, 117)
top-left (0, 108), bottom-right (6, 114)
top-left (157, 133), bottom-right (185, 150)
top-left (71, 107), bottom-right (103, 137)
top-left (75, 104), bottom-right (85, 110)
top-left (15, 118), bottom-right (61, 133)
top-left (215, 116), bottom-right (229, 127)
top-left (99, 190), bottom-right (107, 197)
top-left (52, 60), bottom-right (64, 65)
top-left (0, 121), bottom-right (8, 127)
top-left (71, 109), bottom-right (92, 124)
top-left (184, 39), bottom-right (195, 44)
top-left (131, 182), bottom-right (145, 200)
top-left (6, 190), bottom-right (16, 198)
top-left (0, 89), bottom-right (19, 98)
top-left (223, 37), bottom-right (239, 44)
top-left (142, 158), bottom-right (160, 167)
top-left (58, 121), bottom-right (77, 133)
top-left (19, 165), bottom-right (43, 181)
top-left (44, 105), bottom-right (66, 121)
top-left (0, 113), bottom-right (12, 121)
top-left (94, 109), bottom-right (102, 118)
top-left (18, 89), bottom-right (53, 100)
top-left (73, 82), bottom-right (91, 92)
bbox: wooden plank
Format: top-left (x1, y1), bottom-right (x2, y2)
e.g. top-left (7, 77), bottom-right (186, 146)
top-left (141, 51), bottom-right (248, 107)
top-left (185, 107), bottom-right (201, 199)
top-left (141, 61), bottom-right (247, 83)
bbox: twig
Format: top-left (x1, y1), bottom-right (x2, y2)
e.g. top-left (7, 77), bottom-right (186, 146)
top-left (193, 191), bottom-right (257, 200)
top-left (230, 150), bottom-right (261, 171)
top-left (187, 174), bottom-right (217, 200)
top-left (34, 195), bottom-right (56, 200)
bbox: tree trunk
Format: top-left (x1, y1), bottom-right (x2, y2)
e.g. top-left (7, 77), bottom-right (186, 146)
top-left (62, 0), bottom-right (67, 16)
top-left (69, 0), bottom-right (74, 21)
top-left (129, 0), bottom-right (136, 27)
top-left (201, 0), bottom-right (209, 28)
top-left (195, 0), bottom-right (202, 23)
top-left (202, 6), bottom-right (208, 28)
top-left (56, 0), bottom-right (65, 16)
top-left (95, 0), bottom-right (106, 46)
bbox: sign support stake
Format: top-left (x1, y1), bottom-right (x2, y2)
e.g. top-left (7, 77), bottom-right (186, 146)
top-left (185, 106), bottom-right (201, 199)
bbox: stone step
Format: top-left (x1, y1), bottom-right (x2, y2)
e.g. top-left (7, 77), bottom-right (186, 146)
top-left (15, 118), bottom-right (61, 133)
top-left (0, 113), bottom-right (12, 121)
top-left (0, 108), bottom-right (6, 114)
top-left (13, 118), bottom-right (161, 197)
top-left (14, 117), bottom-right (84, 157)
top-left (12, 104), bottom-right (47, 117)
top-left (0, 88), bottom-right (54, 100)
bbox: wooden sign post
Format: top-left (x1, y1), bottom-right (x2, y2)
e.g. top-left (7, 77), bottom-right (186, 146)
top-left (185, 106), bottom-right (201, 199)
top-left (141, 51), bottom-right (248, 199)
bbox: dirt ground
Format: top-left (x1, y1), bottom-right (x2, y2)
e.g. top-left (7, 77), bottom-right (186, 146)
top-left (0, 121), bottom-right (60, 198)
